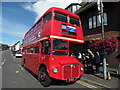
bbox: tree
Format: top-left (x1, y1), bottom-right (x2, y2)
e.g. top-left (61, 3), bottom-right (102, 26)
top-left (2, 44), bottom-right (9, 51)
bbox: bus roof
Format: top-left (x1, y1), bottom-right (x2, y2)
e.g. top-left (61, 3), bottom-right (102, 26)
top-left (25, 7), bottom-right (80, 37)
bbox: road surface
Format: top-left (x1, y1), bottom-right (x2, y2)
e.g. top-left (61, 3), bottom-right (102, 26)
top-left (1, 50), bottom-right (119, 89)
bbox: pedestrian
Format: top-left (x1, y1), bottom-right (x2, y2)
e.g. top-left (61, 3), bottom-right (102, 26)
top-left (94, 51), bottom-right (101, 74)
top-left (78, 52), bottom-right (82, 62)
top-left (85, 49), bottom-right (95, 74)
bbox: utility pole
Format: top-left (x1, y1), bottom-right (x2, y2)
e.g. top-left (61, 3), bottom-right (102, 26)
top-left (97, 0), bottom-right (107, 79)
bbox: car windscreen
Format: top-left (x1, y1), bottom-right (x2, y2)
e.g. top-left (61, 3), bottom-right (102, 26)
top-left (16, 51), bottom-right (22, 54)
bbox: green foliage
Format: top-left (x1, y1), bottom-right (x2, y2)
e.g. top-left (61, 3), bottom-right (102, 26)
top-left (2, 44), bottom-right (9, 51)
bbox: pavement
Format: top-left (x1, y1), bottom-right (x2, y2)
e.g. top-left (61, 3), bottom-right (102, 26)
top-left (97, 65), bottom-right (120, 79)
top-left (107, 68), bottom-right (119, 78)
top-left (81, 65), bottom-right (120, 89)
top-left (80, 73), bottom-right (119, 89)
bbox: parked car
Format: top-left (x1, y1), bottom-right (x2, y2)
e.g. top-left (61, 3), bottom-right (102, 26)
top-left (14, 50), bottom-right (22, 58)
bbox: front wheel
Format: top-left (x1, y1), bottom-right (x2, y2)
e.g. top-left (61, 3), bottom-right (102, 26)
top-left (38, 67), bottom-right (51, 87)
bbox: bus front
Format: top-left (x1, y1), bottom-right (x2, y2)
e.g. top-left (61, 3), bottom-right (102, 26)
top-left (49, 8), bottom-right (84, 82)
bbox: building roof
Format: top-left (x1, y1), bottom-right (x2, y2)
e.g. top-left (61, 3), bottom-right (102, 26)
top-left (65, 3), bottom-right (81, 10)
top-left (75, 2), bottom-right (96, 14)
top-left (13, 41), bottom-right (20, 46)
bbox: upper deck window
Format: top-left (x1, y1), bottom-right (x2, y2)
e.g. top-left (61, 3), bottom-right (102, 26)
top-left (36, 20), bottom-right (42, 28)
top-left (54, 12), bottom-right (67, 23)
top-left (70, 17), bottom-right (80, 26)
top-left (43, 12), bottom-right (52, 23)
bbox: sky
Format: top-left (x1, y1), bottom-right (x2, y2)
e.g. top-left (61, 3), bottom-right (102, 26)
top-left (1, 0), bottom-right (82, 46)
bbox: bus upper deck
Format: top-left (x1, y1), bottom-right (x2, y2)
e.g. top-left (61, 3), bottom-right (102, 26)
top-left (23, 7), bottom-right (84, 47)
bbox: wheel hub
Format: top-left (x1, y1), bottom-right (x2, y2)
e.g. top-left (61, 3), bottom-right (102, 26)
top-left (41, 72), bottom-right (46, 81)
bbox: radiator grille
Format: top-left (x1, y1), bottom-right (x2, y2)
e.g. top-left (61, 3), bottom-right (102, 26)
top-left (63, 64), bottom-right (79, 79)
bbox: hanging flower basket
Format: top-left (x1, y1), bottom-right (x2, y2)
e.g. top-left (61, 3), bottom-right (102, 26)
top-left (88, 37), bottom-right (118, 53)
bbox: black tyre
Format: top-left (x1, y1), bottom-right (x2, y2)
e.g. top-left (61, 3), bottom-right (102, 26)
top-left (38, 67), bottom-right (51, 87)
top-left (22, 59), bottom-right (26, 69)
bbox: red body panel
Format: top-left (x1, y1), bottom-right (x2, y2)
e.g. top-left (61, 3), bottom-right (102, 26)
top-left (22, 7), bottom-right (84, 82)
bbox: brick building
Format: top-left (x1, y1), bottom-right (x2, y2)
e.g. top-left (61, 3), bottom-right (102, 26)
top-left (65, 2), bottom-right (120, 69)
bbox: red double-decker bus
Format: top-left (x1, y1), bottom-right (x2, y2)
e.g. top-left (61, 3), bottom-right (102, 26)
top-left (22, 7), bottom-right (84, 87)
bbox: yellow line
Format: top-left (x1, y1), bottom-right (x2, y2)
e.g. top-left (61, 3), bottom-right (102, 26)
top-left (81, 78), bottom-right (111, 88)
top-left (77, 80), bottom-right (98, 89)
top-left (17, 63), bottom-right (25, 70)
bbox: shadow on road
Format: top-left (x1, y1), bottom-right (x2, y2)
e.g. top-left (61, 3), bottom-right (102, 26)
top-left (23, 66), bottom-right (75, 87)
top-left (51, 79), bottom-right (76, 86)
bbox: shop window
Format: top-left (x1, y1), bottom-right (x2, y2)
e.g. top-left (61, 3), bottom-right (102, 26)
top-left (93, 16), bottom-right (96, 28)
top-left (97, 14), bottom-right (101, 27)
top-left (103, 13), bottom-right (108, 25)
top-left (88, 13), bottom-right (108, 30)
top-left (88, 17), bottom-right (92, 29)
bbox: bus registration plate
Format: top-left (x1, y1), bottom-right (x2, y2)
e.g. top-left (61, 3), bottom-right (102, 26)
top-left (69, 78), bottom-right (74, 81)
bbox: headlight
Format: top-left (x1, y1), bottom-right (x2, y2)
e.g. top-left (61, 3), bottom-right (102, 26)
top-left (80, 67), bottom-right (84, 71)
top-left (53, 68), bottom-right (58, 73)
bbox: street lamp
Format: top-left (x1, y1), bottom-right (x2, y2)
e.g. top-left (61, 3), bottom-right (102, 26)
top-left (97, 0), bottom-right (107, 79)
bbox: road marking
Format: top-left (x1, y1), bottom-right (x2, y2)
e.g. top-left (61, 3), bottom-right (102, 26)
top-left (0, 59), bottom-right (6, 68)
top-left (16, 70), bottom-right (19, 73)
top-left (12, 54), bottom-right (25, 71)
top-left (2, 62), bottom-right (4, 66)
top-left (17, 62), bottom-right (25, 70)
top-left (77, 80), bottom-right (98, 89)
top-left (2, 59), bottom-right (6, 65)
top-left (81, 78), bottom-right (111, 88)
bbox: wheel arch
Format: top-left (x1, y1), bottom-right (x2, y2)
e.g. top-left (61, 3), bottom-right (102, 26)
top-left (38, 63), bottom-right (49, 75)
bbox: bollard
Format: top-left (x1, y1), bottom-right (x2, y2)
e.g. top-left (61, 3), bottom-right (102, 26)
top-left (107, 72), bottom-right (111, 80)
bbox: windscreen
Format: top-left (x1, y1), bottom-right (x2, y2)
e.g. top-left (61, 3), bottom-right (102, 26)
top-left (70, 17), bottom-right (80, 26)
top-left (54, 12), bottom-right (67, 23)
top-left (53, 39), bottom-right (68, 56)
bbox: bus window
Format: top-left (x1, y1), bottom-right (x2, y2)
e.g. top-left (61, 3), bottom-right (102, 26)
top-left (54, 12), bottom-right (67, 23)
top-left (30, 47), bottom-right (34, 53)
top-left (53, 39), bottom-right (68, 56)
top-left (70, 17), bottom-right (80, 26)
top-left (41, 41), bottom-right (44, 54)
top-left (41, 40), bottom-right (51, 55)
top-left (36, 20), bottom-right (42, 28)
top-left (44, 40), bottom-right (51, 55)
top-left (43, 12), bottom-right (52, 23)
top-left (34, 46), bottom-right (39, 54)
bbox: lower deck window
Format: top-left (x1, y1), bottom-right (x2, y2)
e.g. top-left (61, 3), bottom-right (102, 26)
top-left (53, 39), bottom-right (68, 56)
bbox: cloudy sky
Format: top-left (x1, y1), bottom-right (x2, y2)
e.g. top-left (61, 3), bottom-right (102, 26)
top-left (1, 0), bottom-right (82, 45)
